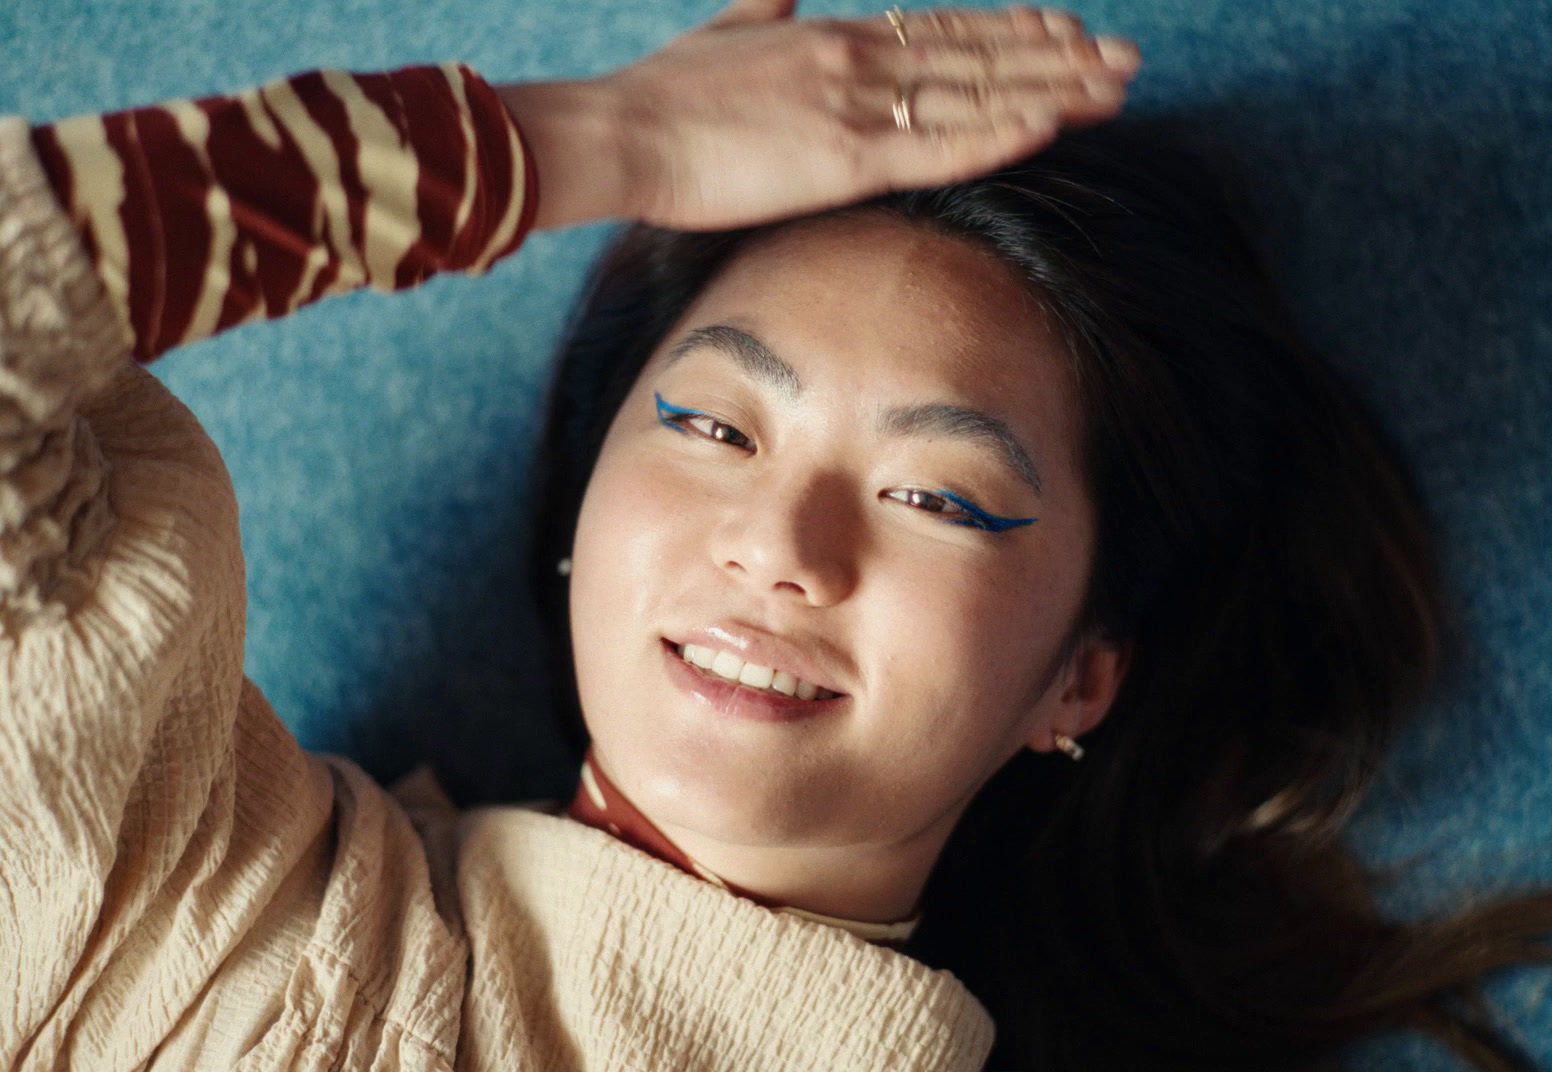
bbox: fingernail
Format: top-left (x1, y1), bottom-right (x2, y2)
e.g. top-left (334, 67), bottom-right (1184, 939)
top-left (1096, 36), bottom-right (1140, 71)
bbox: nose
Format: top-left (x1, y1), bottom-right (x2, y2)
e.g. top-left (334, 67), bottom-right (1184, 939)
top-left (708, 468), bottom-right (860, 607)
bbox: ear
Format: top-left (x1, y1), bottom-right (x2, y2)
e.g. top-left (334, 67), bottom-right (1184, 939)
top-left (1028, 632), bottom-right (1132, 753)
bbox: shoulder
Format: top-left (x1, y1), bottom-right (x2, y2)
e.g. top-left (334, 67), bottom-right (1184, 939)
top-left (452, 806), bottom-right (996, 1072)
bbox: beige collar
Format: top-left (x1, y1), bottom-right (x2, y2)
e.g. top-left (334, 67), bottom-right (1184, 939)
top-left (454, 806), bottom-right (994, 1072)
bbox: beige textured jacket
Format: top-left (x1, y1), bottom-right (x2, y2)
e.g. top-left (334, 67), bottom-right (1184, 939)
top-left (0, 119), bottom-right (995, 1071)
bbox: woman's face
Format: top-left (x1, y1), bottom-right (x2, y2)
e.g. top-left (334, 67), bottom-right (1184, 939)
top-left (569, 212), bottom-right (1116, 870)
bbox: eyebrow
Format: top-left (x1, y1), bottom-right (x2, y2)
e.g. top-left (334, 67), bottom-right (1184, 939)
top-left (665, 323), bottom-right (1042, 496)
top-left (665, 325), bottom-right (802, 397)
top-left (879, 404), bottom-right (1044, 497)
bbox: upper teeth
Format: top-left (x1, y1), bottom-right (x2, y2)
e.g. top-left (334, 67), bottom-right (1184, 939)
top-left (678, 643), bottom-right (829, 700)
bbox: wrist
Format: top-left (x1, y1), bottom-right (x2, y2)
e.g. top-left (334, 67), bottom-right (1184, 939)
top-left (495, 79), bottom-right (637, 230)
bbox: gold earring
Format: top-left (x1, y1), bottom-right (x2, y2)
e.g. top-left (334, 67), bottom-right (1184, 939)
top-left (1052, 732), bottom-right (1085, 761)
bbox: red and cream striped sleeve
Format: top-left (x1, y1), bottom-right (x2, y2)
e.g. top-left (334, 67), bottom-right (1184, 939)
top-left (29, 63), bottom-right (537, 362)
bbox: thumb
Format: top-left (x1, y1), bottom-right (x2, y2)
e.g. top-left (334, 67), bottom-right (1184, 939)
top-left (707, 0), bottom-right (798, 27)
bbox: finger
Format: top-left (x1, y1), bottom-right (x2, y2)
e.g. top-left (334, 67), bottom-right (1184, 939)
top-left (851, 7), bottom-right (1141, 85)
top-left (887, 75), bottom-right (1126, 133)
top-left (862, 5), bottom-right (1086, 45)
top-left (881, 33), bottom-right (1141, 85)
top-left (709, 0), bottom-right (798, 27)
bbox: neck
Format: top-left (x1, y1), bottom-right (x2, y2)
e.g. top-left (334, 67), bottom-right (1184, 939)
top-left (651, 817), bottom-right (942, 924)
top-left (575, 746), bottom-right (949, 925)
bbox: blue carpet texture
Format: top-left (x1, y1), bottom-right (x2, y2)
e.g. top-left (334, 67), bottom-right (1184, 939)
top-left (3, 1), bottom-right (1549, 1066)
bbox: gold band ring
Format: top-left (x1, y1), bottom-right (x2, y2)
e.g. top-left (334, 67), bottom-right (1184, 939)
top-left (892, 85), bottom-right (914, 133)
top-left (886, 5), bottom-right (909, 46)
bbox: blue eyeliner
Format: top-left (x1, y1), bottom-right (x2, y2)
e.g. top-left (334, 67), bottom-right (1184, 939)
top-left (655, 392), bottom-right (699, 432)
top-left (935, 490), bottom-right (1037, 532)
top-left (655, 392), bottom-right (1035, 533)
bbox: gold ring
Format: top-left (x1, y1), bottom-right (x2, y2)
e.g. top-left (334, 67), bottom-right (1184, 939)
top-left (886, 5), bottom-right (908, 46)
top-left (891, 85), bottom-right (914, 132)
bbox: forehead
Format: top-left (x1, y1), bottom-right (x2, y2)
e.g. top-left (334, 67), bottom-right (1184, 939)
top-left (656, 212), bottom-right (1082, 466)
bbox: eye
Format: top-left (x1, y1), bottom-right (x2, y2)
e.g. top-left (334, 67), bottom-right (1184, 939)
top-left (655, 393), bottom-right (754, 451)
top-left (882, 487), bottom-right (1036, 533)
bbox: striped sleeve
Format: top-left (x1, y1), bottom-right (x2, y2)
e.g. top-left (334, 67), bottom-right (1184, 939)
top-left (28, 63), bottom-right (537, 362)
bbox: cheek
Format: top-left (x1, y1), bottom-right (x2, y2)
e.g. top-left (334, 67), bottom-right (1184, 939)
top-left (829, 563), bottom-right (1052, 828)
top-left (569, 450), bottom-right (672, 730)
top-left (570, 437), bottom-right (685, 636)
top-left (899, 548), bottom-right (1061, 657)
top-left (863, 550), bottom-right (1083, 743)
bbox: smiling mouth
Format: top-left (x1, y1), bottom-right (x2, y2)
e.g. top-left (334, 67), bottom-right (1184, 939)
top-left (667, 641), bottom-right (843, 701)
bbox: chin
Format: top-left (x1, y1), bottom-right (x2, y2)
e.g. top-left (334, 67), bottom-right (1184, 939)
top-left (611, 731), bottom-right (829, 846)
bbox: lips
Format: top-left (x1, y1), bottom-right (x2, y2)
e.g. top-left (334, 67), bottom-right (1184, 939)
top-left (665, 620), bottom-right (851, 697)
top-left (670, 641), bottom-right (841, 701)
top-left (661, 641), bottom-right (844, 723)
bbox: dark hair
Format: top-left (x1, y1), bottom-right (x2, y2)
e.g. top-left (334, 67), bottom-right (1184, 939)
top-left (528, 122), bottom-right (1552, 1071)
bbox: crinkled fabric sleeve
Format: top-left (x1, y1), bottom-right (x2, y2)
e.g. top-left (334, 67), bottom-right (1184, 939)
top-left (0, 110), bottom-right (259, 1065)
top-left (0, 64), bottom-right (532, 1069)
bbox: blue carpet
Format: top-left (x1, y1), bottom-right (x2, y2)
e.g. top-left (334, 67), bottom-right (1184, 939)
top-left (3, 0), bottom-right (1549, 1065)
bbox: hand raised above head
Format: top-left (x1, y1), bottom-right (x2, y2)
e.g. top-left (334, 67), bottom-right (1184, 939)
top-left (498, 1), bottom-right (1140, 231)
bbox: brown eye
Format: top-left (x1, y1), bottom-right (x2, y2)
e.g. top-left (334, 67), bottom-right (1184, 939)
top-left (882, 487), bottom-right (965, 519)
top-left (687, 413), bottom-right (753, 451)
top-left (654, 395), bottom-right (755, 451)
top-left (883, 487), bottom-right (1035, 533)
top-left (908, 490), bottom-right (947, 512)
top-left (704, 415), bottom-right (751, 446)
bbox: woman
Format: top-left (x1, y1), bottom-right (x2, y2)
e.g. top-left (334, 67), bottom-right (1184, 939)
top-left (0, 1), bottom-right (1546, 1070)
top-left (1, 3), bottom-right (1130, 1069)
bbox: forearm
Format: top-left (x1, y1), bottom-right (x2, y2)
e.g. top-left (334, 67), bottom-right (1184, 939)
top-left (495, 78), bottom-right (635, 231)
top-left (30, 63), bottom-right (536, 363)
